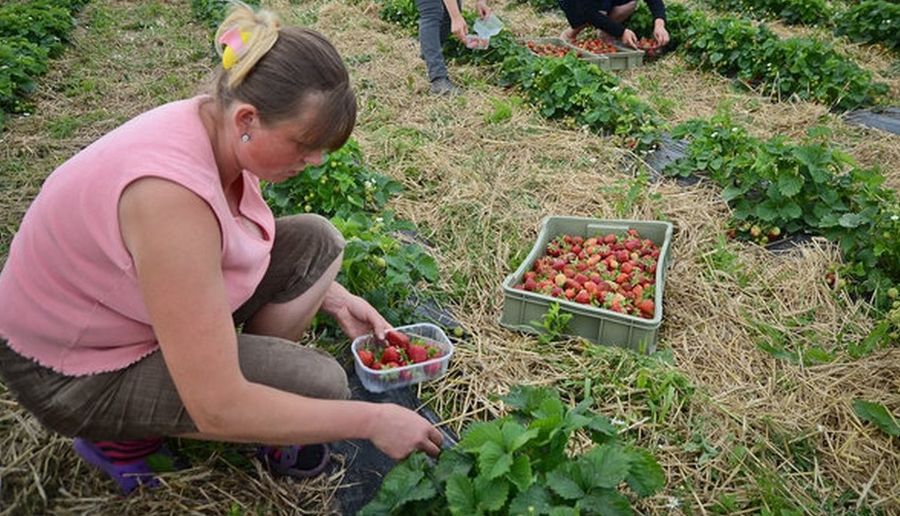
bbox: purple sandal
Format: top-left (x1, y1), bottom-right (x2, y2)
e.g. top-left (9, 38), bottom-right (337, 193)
top-left (73, 438), bottom-right (161, 495)
top-left (256, 444), bottom-right (331, 479)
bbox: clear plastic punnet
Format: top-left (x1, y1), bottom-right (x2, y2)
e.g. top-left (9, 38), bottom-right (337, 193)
top-left (352, 323), bottom-right (455, 393)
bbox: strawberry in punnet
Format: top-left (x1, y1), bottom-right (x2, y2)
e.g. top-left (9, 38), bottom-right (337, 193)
top-left (385, 330), bottom-right (410, 352)
top-left (357, 349), bottom-right (375, 368)
top-left (381, 346), bottom-right (401, 364)
top-left (574, 289), bottom-right (591, 304)
top-left (408, 344), bottom-right (429, 364)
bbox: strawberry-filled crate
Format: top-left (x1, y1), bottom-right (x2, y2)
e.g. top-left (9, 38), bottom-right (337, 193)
top-left (523, 37), bottom-right (612, 70)
top-left (501, 216), bottom-right (674, 353)
top-left (565, 37), bottom-right (644, 70)
top-left (352, 323), bottom-right (455, 393)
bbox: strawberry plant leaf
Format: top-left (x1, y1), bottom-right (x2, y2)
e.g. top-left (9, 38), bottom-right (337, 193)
top-left (445, 474), bottom-right (477, 515)
top-left (852, 399), bottom-right (900, 437)
top-left (478, 441), bottom-right (514, 479)
top-left (433, 448), bottom-right (474, 484)
top-left (578, 488), bottom-right (634, 516)
top-left (359, 454), bottom-right (436, 515)
top-left (583, 444), bottom-right (631, 489)
top-left (509, 484), bottom-right (553, 515)
top-left (459, 420), bottom-right (505, 452)
top-left (755, 201), bottom-right (779, 221)
top-left (502, 420), bottom-right (540, 452)
top-left (474, 476), bottom-right (511, 512)
top-left (779, 201), bottom-right (802, 220)
top-left (838, 213), bottom-right (864, 228)
top-left (508, 454), bottom-right (534, 492)
top-left (546, 465), bottom-right (585, 500)
top-left (624, 447), bottom-right (665, 497)
top-left (777, 173), bottom-right (804, 197)
top-left (549, 507), bottom-right (579, 516)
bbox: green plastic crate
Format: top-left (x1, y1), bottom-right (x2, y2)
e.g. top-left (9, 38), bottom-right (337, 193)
top-left (500, 216), bottom-right (674, 353)
top-left (523, 37), bottom-right (611, 70)
top-left (564, 39), bottom-right (644, 70)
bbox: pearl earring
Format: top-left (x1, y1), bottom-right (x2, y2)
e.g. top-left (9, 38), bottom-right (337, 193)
top-left (241, 133), bottom-right (251, 143)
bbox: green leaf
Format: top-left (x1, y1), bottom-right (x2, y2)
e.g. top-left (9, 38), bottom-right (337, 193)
top-left (502, 421), bottom-right (540, 452)
top-left (755, 201), bottom-right (779, 221)
top-left (508, 454), bottom-right (534, 492)
top-left (838, 213), bottom-right (865, 228)
top-left (359, 454), bottom-right (436, 515)
top-left (579, 489), bottom-right (634, 516)
top-left (777, 173), bottom-right (804, 197)
top-left (433, 448), bottom-right (474, 484)
top-left (779, 201), bottom-right (802, 220)
top-left (852, 400), bottom-right (900, 437)
top-left (722, 185), bottom-right (744, 202)
top-left (446, 474), bottom-right (477, 515)
top-left (475, 476), bottom-right (511, 512)
top-left (478, 441), bottom-right (514, 480)
top-left (546, 467), bottom-right (585, 500)
top-left (509, 484), bottom-right (553, 515)
top-left (549, 507), bottom-right (579, 516)
top-left (624, 447), bottom-right (665, 497)
top-left (459, 420), bottom-right (505, 452)
top-left (583, 445), bottom-right (631, 488)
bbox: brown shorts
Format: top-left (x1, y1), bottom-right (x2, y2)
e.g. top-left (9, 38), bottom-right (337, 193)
top-left (0, 214), bottom-right (349, 440)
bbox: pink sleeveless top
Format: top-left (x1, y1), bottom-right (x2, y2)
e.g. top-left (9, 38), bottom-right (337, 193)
top-left (0, 96), bottom-right (275, 375)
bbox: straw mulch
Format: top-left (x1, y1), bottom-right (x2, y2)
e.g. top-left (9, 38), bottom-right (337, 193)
top-left (1, 0), bottom-right (898, 514)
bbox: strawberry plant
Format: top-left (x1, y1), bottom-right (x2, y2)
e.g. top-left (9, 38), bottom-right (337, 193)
top-left (332, 211), bottom-right (439, 323)
top-left (701, 0), bottom-right (832, 26)
top-left (501, 52), bottom-right (661, 150)
top-left (629, 3), bottom-right (887, 110)
top-left (0, 1), bottom-right (75, 58)
top-left (834, 0), bottom-right (900, 50)
top-left (378, 0), bottom-right (419, 33)
top-left (359, 385), bottom-right (665, 515)
top-left (263, 139), bottom-right (402, 219)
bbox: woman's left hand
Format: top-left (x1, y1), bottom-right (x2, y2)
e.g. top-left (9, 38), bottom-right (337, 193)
top-left (323, 283), bottom-right (391, 341)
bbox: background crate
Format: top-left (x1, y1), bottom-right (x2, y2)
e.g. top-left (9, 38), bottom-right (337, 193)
top-left (565, 39), bottom-right (644, 70)
top-left (523, 36), bottom-right (611, 70)
top-left (352, 323), bottom-right (454, 393)
top-left (500, 216), bottom-right (674, 353)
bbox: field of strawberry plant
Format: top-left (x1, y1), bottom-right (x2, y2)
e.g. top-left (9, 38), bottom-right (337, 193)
top-left (0, 0), bottom-right (898, 514)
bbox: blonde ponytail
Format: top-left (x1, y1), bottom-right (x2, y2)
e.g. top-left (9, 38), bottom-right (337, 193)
top-left (214, 2), bottom-right (280, 89)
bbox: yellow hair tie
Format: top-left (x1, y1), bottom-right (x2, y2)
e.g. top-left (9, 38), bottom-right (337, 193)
top-left (219, 28), bottom-right (250, 70)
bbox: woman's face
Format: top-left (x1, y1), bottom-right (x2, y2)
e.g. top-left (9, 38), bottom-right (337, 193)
top-left (234, 105), bottom-right (327, 183)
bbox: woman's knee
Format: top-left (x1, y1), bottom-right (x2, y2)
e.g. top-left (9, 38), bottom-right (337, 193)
top-left (238, 335), bottom-right (350, 401)
top-left (610, 0), bottom-right (637, 22)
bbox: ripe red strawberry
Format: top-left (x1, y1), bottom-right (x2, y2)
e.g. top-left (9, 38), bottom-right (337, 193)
top-left (358, 349), bottom-right (374, 367)
top-left (637, 299), bottom-right (655, 316)
top-left (370, 362), bottom-right (382, 370)
top-left (381, 346), bottom-right (401, 364)
top-left (408, 344), bottom-right (428, 363)
top-left (424, 362), bottom-right (441, 376)
top-left (574, 289), bottom-right (591, 304)
top-left (386, 330), bottom-right (410, 351)
top-left (383, 361), bottom-right (399, 370)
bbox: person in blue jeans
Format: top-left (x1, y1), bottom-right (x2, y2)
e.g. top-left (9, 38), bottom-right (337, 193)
top-left (416, 0), bottom-right (491, 95)
top-left (558, 0), bottom-right (669, 49)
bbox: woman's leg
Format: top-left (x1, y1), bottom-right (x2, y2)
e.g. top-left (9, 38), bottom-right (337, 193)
top-left (609, 0), bottom-right (637, 22)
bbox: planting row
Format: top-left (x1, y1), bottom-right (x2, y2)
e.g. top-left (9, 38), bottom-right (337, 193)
top-left (626, 3), bottom-right (887, 110)
top-left (700, 0), bottom-right (899, 51)
top-left (0, 0), bottom-right (89, 128)
top-left (664, 113), bottom-right (900, 342)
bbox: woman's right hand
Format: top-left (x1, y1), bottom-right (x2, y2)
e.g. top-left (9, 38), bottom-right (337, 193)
top-left (451, 15), bottom-right (468, 42)
top-left (368, 403), bottom-right (444, 459)
top-left (621, 28), bottom-right (639, 49)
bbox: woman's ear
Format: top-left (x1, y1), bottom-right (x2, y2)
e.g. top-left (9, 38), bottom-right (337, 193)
top-left (232, 103), bottom-right (259, 134)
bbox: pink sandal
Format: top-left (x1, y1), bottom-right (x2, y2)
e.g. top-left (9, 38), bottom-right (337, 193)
top-left (256, 444), bottom-right (331, 479)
